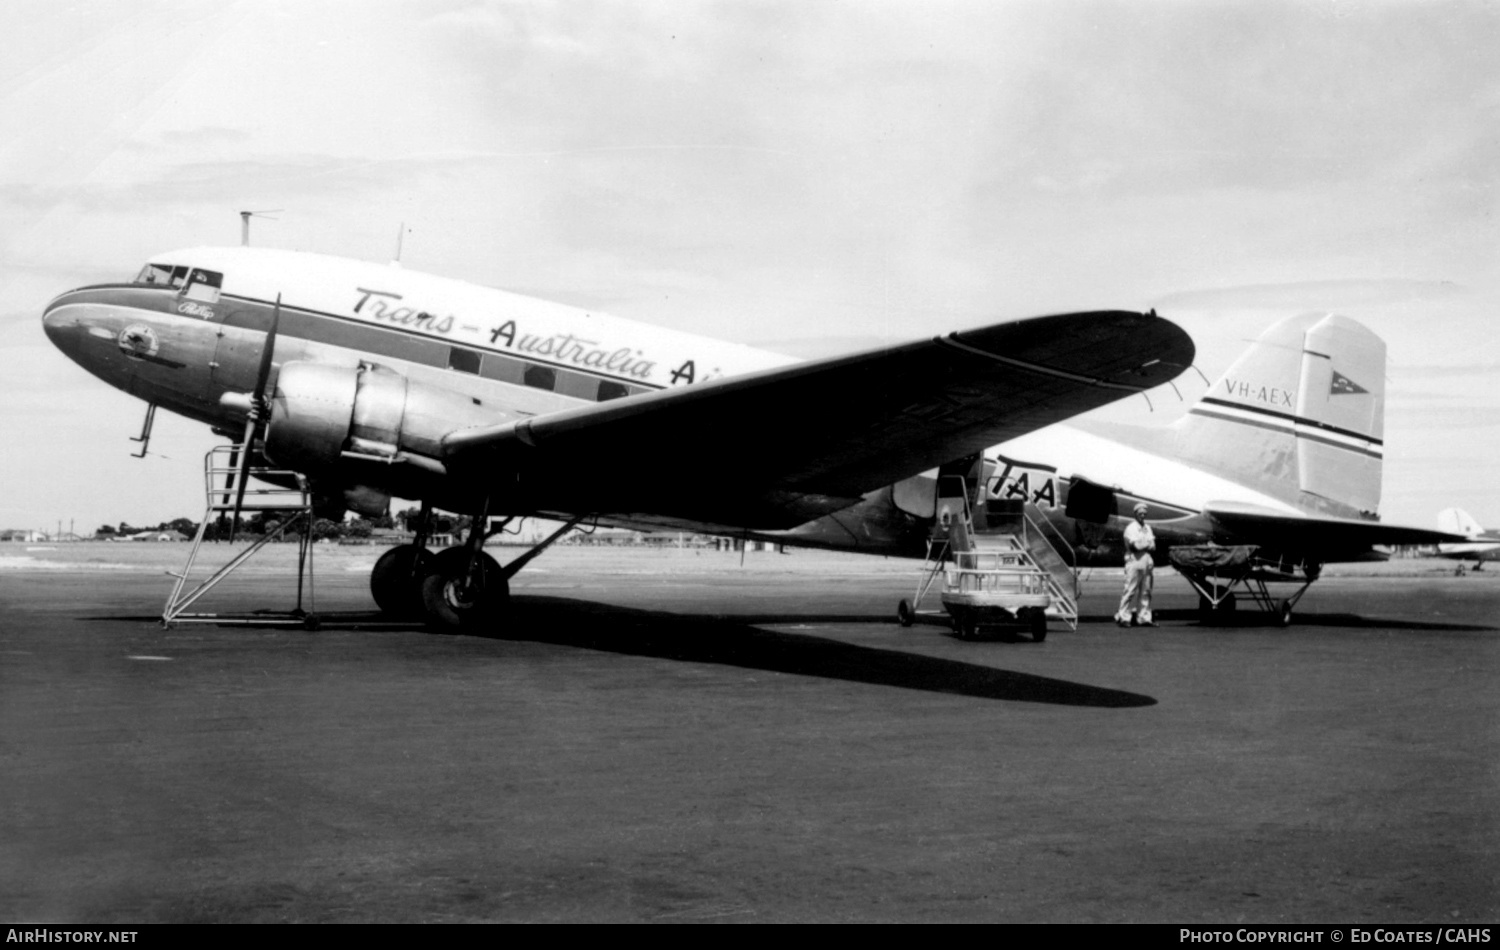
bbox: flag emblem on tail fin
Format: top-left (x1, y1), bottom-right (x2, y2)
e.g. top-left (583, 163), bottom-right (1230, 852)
top-left (1330, 371), bottom-right (1367, 395)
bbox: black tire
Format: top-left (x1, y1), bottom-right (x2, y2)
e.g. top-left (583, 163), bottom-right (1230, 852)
top-left (1277, 599), bottom-right (1293, 628)
top-left (420, 547), bottom-right (507, 629)
top-left (371, 545), bottom-right (434, 618)
top-left (1027, 608), bottom-right (1047, 642)
top-left (897, 599), bottom-right (914, 627)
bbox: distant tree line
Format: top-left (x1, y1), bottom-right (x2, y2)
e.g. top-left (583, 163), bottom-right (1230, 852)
top-left (94, 508), bottom-right (470, 542)
top-left (94, 518), bottom-right (200, 538)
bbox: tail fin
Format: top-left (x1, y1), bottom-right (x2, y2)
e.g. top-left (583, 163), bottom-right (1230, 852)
top-left (1437, 507), bottom-right (1485, 539)
top-left (1171, 312), bottom-right (1385, 517)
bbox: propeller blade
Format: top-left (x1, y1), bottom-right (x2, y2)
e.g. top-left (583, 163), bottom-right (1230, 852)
top-left (252, 294), bottom-right (281, 401)
top-left (228, 416), bottom-right (256, 542)
top-left (229, 295), bottom-right (281, 543)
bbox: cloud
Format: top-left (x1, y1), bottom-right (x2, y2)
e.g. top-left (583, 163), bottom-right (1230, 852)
top-left (1393, 363), bottom-right (1500, 380)
top-left (4, 0), bottom-right (1499, 528)
top-left (1153, 279), bottom-right (1466, 311)
top-left (744, 335), bottom-right (903, 360)
top-left (155, 126), bottom-right (253, 147)
top-left (1386, 404), bottom-right (1500, 428)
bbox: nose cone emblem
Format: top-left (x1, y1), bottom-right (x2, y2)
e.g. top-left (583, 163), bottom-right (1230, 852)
top-left (118, 323), bottom-right (160, 360)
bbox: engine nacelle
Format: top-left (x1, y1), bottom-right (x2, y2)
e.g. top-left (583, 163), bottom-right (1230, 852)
top-left (264, 361), bottom-right (499, 478)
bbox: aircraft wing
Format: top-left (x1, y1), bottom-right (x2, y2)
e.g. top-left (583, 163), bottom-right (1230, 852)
top-left (443, 309), bottom-right (1194, 529)
top-left (1204, 501), bottom-right (1466, 552)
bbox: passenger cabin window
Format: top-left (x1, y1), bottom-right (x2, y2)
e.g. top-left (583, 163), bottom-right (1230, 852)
top-left (597, 381), bottom-right (630, 402)
top-left (448, 347), bottom-right (481, 375)
top-left (523, 364), bottom-right (556, 391)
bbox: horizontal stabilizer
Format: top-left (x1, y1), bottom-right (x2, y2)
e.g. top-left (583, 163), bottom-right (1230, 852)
top-left (1204, 501), bottom-right (1464, 552)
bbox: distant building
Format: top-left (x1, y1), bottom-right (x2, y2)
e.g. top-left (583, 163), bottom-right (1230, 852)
top-left (0, 529), bottom-right (47, 542)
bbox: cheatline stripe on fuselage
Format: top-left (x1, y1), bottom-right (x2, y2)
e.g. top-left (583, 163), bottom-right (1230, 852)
top-left (71, 283), bottom-right (674, 395)
top-left (218, 291), bottom-right (670, 391)
top-left (1189, 404), bottom-right (1383, 460)
top-left (1199, 396), bottom-right (1383, 446)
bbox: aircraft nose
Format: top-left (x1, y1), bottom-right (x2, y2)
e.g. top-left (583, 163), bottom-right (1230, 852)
top-left (42, 297), bottom-right (77, 356)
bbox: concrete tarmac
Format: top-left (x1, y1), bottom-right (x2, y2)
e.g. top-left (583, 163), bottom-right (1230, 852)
top-left (2, 543), bottom-right (1497, 923)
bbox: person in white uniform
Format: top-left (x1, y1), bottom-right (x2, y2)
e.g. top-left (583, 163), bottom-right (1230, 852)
top-left (1116, 502), bottom-right (1156, 627)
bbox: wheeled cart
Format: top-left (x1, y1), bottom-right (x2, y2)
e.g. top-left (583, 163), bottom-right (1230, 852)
top-left (1168, 544), bottom-right (1319, 627)
top-left (899, 548), bottom-right (1056, 641)
top-left (896, 473), bottom-right (1077, 642)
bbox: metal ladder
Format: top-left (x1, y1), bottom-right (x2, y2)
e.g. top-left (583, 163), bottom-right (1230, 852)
top-left (161, 445), bottom-right (318, 627)
top-left (977, 514), bottom-right (1079, 631)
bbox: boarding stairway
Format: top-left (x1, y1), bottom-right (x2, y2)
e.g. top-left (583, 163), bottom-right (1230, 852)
top-left (901, 472), bottom-right (1079, 636)
top-left (974, 496), bottom-right (1080, 630)
top-left (161, 444), bottom-right (319, 627)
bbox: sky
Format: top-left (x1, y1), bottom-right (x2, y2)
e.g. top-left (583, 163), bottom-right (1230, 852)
top-left (1, 0), bottom-right (1497, 535)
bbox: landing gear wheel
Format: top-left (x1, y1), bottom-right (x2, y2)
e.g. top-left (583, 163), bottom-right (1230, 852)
top-left (420, 547), bottom-right (507, 630)
top-left (1276, 598), bottom-right (1294, 628)
top-left (897, 599), bottom-right (914, 627)
top-left (1024, 608), bottom-right (1047, 642)
top-left (953, 616), bottom-right (975, 640)
top-left (371, 545), bottom-right (434, 618)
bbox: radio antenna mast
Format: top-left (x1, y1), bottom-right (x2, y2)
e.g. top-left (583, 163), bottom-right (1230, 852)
top-left (239, 209), bottom-right (282, 246)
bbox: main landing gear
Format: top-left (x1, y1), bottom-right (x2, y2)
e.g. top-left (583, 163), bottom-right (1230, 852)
top-left (370, 501), bottom-right (436, 619)
top-left (369, 501), bottom-right (582, 629)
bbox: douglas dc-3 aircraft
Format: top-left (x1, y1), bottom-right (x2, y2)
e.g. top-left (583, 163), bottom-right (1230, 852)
top-left (969, 312), bottom-right (1461, 624)
top-left (1430, 508), bottom-right (1500, 569)
top-left (42, 245), bottom-right (1195, 627)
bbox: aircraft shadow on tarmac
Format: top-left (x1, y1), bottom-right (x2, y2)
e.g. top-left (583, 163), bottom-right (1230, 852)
top-left (91, 599), bottom-right (1155, 708)
top-left (494, 596), bottom-right (1157, 708)
top-left (1080, 608), bottom-right (1497, 632)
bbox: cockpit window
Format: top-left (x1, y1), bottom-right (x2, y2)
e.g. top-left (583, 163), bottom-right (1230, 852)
top-left (181, 268), bottom-right (222, 303)
top-left (136, 263), bottom-right (190, 288)
top-left (135, 263), bottom-right (175, 286)
top-left (136, 263), bottom-right (222, 303)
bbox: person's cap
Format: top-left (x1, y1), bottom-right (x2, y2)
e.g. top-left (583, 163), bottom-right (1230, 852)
top-left (1132, 503), bottom-right (1149, 515)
